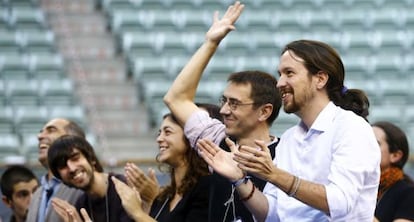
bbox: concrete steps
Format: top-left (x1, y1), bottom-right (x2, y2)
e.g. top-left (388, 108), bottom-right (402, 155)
top-left (41, 0), bottom-right (155, 165)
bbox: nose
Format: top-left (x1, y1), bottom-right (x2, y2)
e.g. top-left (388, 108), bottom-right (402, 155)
top-left (276, 75), bottom-right (286, 89)
top-left (219, 102), bottom-right (231, 115)
top-left (37, 130), bottom-right (45, 141)
top-left (66, 160), bottom-right (77, 171)
top-left (156, 133), bottom-right (164, 143)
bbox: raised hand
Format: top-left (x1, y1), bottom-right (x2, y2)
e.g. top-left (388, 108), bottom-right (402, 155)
top-left (233, 140), bottom-right (276, 181)
top-left (205, 1), bottom-right (244, 43)
top-left (124, 162), bottom-right (159, 206)
top-left (197, 137), bottom-right (244, 181)
top-left (112, 176), bottom-right (156, 222)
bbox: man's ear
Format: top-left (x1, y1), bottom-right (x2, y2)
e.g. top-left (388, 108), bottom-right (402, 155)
top-left (2, 196), bottom-right (12, 208)
top-left (315, 71), bottom-right (329, 89)
top-left (259, 104), bottom-right (273, 122)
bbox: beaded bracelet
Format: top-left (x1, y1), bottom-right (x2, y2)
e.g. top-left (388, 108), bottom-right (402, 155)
top-left (240, 183), bottom-right (256, 202)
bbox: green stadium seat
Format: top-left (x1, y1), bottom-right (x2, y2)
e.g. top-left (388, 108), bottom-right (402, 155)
top-left (9, 7), bottom-right (47, 31)
top-left (5, 79), bottom-right (39, 106)
top-left (0, 31), bottom-right (21, 55)
top-left (48, 105), bottom-right (87, 129)
top-left (0, 54), bottom-right (30, 80)
top-left (14, 105), bottom-right (48, 135)
top-left (39, 78), bottom-right (75, 106)
top-left (18, 30), bottom-right (56, 54)
top-left (0, 106), bottom-right (15, 134)
top-left (369, 105), bottom-right (404, 126)
top-left (0, 133), bottom-right (22, 156)
top-left (29, 53), bottom-right (65, 79)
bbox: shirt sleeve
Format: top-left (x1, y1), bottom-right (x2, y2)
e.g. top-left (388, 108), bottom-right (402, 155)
top-left (325, 120), bottom-right (380, 220)
top-left (262, 182), bottom-right (280, 222)
top-left (184, 110), bottom-right (226, 150)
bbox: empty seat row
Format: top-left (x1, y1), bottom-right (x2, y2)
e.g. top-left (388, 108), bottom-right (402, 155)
top-left (100, 0), bottom-right (414, 12)
top-left (0, 78), bottom-right (76, 106)
top-left (0, 53), bottom-right (66, 79)
top-left (119, 30), bottom-right (414, 59)
top-left (0, 6), bottom-right (47, 31)
top-left (0, 30), bottom-right (57, 54)
top-left (109, 7), bottom-right (414, 35)
top-left (130, 55), bottom-right (277, 84)
top-left (0, 105), bottom-right (87, 135)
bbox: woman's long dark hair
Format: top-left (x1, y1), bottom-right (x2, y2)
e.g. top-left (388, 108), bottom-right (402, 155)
top-left (156, 113), bottom-right (210, 201)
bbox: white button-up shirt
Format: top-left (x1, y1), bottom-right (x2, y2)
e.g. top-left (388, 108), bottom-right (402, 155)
top-left (263, 102), bottom-right (380, 222)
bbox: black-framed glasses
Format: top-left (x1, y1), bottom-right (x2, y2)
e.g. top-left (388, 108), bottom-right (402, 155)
top-left (219, 96), bottom-right (255, 111)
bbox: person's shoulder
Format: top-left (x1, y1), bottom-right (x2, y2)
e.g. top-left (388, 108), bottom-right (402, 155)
top-left (109, 173), bottom-right (127, 183)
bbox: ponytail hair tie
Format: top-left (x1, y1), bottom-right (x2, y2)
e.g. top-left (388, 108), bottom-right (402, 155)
top-left (341, 86), bottom-right (348, 95)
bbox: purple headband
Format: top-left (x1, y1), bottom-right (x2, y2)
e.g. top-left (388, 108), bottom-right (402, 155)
top-left (341, 86), bottom-right (348, 95)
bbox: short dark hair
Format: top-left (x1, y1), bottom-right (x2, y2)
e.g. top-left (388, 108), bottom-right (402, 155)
top-left (227, 70), bottom-right (281, 126)
top-left (282, 40), bottom-right (369, 120)
top-left (48, 135), bottom-right (103, 180)
top-left (1, 165), bottom-right (38, 199)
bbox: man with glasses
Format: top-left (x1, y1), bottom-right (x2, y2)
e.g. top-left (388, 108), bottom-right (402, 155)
top-left (163, 2), bottom-right (281, 221)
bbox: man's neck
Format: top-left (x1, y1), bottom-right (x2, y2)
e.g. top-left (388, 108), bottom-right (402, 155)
top-left (88, 172), bottom-right (108, 198)
top-left (237, 127), bottom-right (272, 147)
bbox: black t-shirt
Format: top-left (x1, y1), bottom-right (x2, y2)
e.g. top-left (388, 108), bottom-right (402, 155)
top-left (208, 138), bottom-right (278, 222)
top-left (75, 173), bottom-right (134, 222)
top-left (375, 179), bottom-right (414, 222)
top-left (150, 175), bottom-right (211, 222)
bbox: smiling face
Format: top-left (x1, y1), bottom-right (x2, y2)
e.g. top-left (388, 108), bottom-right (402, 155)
top-left (277, 50), bottom-right (317, 115)
top-left (57, 148), bottom-right (95, 191)
top-left (37, 118), bottom-right (70, 168)
top-left (156, 115), bottom-right (189, 167)
top-left (219, 82), bottom-right (261, 139)
top-left (3, 179), bottom-right (38, 221)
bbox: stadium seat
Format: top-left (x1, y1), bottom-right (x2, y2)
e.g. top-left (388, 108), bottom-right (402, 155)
top-left (0, 8), bottom-right (9, 31)
top-left (0, 54), bottom-right (30, 80)
top-left (110, 10), bottom-right (142, 36)
top-left (21, 133), bottom-right (38, 163)
top-left (39, 78), bottom-right (75, 106)
top-left (8, 7), bottom-right (47, 31)
top-left (178, 10), bottom-right (211, 32)
top-left (338, 9), bottom-right (369, 31)
top-left (205, 57), bottom-right (236, 81)
top-left (48, 105), bottom-right (87, 129)
top-left (14, 105), bottom-right (48, 135)
top-left (18, 30), bottom-right (56, 54)
top-left (0, 133), bottom-right (22, 156)
top-left (5, 79), bottom-right (39, 106)
top-left (0, 31), bottom-right (21, 54)
top-left (28, 53), bottom-right (65, 79)
top-left (378, 79), bottom-right (410, 105)
top-left (0, 106), bottom-right (15, 134)
top-left (369, 105), bottom-right (404, 126)
top-left (131, 57), bottom-right (170, 83)
top-left (121, 31), bottom-right (156, 57)
top-left (270, 111), bottom-right (299, 137)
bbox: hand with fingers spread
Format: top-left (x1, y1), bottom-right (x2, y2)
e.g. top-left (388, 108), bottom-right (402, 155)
top-left (112, 176), bottom-right (156, 222)
top-left (124, 162), bottom-right (159, 206)
top-left (205, 1), bottom-right (244, 44)
top-left (234, 140), bottom-right (277, 181)
top-left (51, 198), bottom-right (83, 222)
top-left (197, 137), bottom-right (244, 181)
